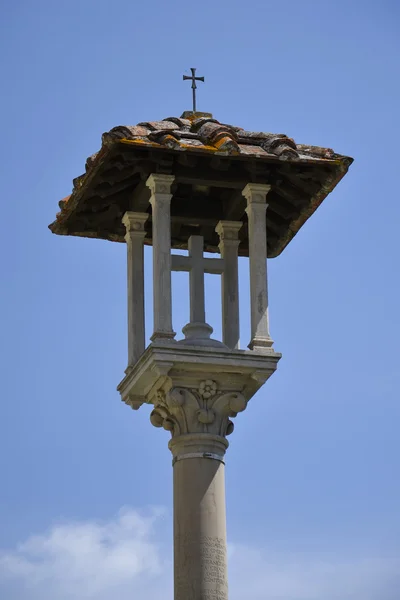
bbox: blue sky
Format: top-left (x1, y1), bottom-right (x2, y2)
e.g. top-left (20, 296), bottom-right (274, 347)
top-left (1, 1), bottom-right (400, 598)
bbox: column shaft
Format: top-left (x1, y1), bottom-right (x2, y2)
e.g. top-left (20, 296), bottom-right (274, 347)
top-left (216, 221), bottom-right (242, 350)
top-left (146, 174), bottom-right (176, 341)
top-left (242, 184), bottom-right (273, 350)
top-left (122, 212), bottom-right (148, 370)
top-left (189, 235), bottom-right (206, 324)
top-left (170, 435), bottom-right (229, 600)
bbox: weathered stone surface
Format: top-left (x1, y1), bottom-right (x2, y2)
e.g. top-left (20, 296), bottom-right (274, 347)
top-left (243, 183), bottom-right (273, 351)
top-left (122, 212), bottom-right (148, 371)
top-left (173, 446), bottom-right (229, 600)
top-left (146, 174), bottom-right (176, 342)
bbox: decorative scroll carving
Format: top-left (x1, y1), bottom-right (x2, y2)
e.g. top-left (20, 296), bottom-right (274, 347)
top-left (148, 380), bottom-right (248, 439)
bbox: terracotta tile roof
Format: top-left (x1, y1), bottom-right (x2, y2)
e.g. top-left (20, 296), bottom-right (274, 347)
top-left (49, 114), bottom-right (353, 257)
top-left (100, 116), bottom-right (322, 160)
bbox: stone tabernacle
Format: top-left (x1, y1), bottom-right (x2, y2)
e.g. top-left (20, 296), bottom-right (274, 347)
top-left (49, 104), bottom-right (353, 600)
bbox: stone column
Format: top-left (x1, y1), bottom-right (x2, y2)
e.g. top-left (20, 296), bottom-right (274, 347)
top-left (149, 382), bottom-right (249, 600)
top-left (119, 342), bottom-right (281, 600)
top-left (216, 221), bottom-right (242, 350)
top-left (188, 235), bottom-right (207, 325)
top-left (122, 211), bottom-right (148, 371)
top-left (170, 435), bottom-right (229, 600)
top-left (146, 174), bottom-right (176, 342)
top-left (242, 183), bottom-right (273, 351)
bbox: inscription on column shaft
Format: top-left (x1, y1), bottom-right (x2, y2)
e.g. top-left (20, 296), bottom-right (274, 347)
top-left (175, 535), bottom-right (228, 600)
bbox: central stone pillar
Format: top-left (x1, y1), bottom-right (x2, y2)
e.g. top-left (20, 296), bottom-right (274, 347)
top-left (119, 342), bottom-right (281, 600)
top-left (170, 434), bottom-right (229, 600)
top-left (147, 376), bottom-right (255, 600)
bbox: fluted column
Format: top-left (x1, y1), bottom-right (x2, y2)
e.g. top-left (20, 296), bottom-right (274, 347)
top-left (242, 183), bottom-right (273, 351)
top-left (216, 221), bottom-right (242, 349)
top-left (122, 211), bottom-right (148, 371)
top-left (146, 174), bottom-right (176, 342)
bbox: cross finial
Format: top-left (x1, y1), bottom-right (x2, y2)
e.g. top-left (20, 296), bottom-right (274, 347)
top-left (183, 67), bottom-right (204, 114)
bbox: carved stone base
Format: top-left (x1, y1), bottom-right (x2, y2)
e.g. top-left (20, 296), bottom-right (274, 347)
top-left (180, 321), bottom-right (226, 349)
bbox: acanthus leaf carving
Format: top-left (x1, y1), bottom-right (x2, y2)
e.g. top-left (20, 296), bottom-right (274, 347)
top-left (167, 388), bottom-right (185, 408)
top-left (197, 408), bottom-right (216, 424)
top-left (226, 420), bottom-right (235, 435)
top-left (148, 381), bottom-right (248, 439)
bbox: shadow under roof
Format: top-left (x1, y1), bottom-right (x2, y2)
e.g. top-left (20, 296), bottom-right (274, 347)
top-left (49, 114), bottom-right (353, 258)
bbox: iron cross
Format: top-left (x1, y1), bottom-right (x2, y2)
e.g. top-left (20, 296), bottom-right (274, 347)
top-left (183, 68), bottom-right (204, 113)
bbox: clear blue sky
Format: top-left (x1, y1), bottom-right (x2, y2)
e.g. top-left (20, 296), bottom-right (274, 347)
top-left (1, 1), bottom-right (399, 599)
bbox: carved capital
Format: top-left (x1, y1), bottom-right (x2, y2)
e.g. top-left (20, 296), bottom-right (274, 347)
top-left (122, 211), bottom-right (148, 242)
top-left (148, 379), bottom-right (248, 439)
top-left (242, 183), bottom-right (271, 204)
top-left (146, 173), bottom-right (175, 196)
top-left (118, 342), bottom-right (281, 449)
top-left (215, 220), bottom-right (242, 247)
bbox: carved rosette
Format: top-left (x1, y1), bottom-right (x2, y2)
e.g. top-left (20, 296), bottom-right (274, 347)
top-left (149, 379), bottom-right (248, 439)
